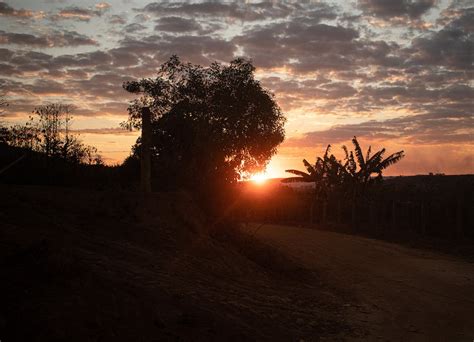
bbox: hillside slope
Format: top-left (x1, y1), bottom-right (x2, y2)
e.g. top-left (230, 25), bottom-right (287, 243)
top-left (0, 185), bottom-right (350, 341)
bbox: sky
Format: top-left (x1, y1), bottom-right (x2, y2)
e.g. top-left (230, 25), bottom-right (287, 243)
top-left (0, 0), bottom-right (473, 176)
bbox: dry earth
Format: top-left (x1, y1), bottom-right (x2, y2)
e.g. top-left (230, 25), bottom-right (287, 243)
top-left (0, 185), bottom-right (350, 341)
top-left (243, 223), bottom-right (474, 341)
top-left (1, 184), bottom-right (473, 341)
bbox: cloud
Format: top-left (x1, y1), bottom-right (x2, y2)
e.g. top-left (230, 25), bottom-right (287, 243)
top-left (0, 30), bottom-right (98, 47)
top-left (0, 0), bottom-right (471, 153)
top-left (123, 23), bottom-right (147, 33)
top-left (408, 26), bottom-right (473, 69)
top-left (71, 127), bottom-right (136, 135)
top-left (286, 112), bottom-right (473, 147)
top-left (358, 0), bottom-right (436, 19)
top-left (51, 5), bottom-right (109, 22)
top-left (95, 2), bottom-right (111, 10)
top-left (437, 2), bottom-right (474, 29)
top-left (0, 2), bottom-right (36, 18)
top-left (109, 14), bottom-right (127, 25)
top-left (138, 1), bottom-right (300, 21)
top-left (234, 22), bottom-right (399, 71)
top-left (154, 17), bottom-right (202, 32)
top-left (118, 34), bottom-right (236, 65)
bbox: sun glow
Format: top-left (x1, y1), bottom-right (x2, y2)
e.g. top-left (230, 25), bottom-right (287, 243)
top-left (250, 172), bottom-right (268, 184)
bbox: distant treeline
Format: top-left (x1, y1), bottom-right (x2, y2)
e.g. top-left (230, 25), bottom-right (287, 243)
top-left (0, 143), bottom-right (139, 190)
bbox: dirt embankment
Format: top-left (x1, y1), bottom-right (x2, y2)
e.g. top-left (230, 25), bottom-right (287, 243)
top-left (0, 185), bottom-right (351, 341)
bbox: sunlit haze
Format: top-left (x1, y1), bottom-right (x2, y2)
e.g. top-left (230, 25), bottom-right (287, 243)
top-left (250, 172), bottom-right (269, 184)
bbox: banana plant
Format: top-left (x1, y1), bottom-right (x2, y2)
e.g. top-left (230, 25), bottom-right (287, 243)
top-left (283, 145), bottom-right (342, 223)
top-left (340, 136), bottom-right (405, 229)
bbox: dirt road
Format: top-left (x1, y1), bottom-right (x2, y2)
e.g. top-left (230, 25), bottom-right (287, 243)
top-left (245, 223), bottom-right (474, 341)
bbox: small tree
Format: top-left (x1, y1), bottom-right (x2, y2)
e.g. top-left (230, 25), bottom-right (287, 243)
top-left (338, 137), bottom-right (404, 229)
top-left (0, 95), bottom-right (7, 116)
top-left (123, 56), bottom-right (286, 196)
top-left (4, 103), bottom-right (102, 165)
top-left (283, 137), bottom-right (404, 226)
top-left (34, 104), bottom-right (70, 158)
top-left (0, 95), bottom-right (9, 143)
top-left (6, 120), bottom-right (40, 150)
top-left (283, 145), bottom-right (342, 224)
top-left (339, 136), bottom-right (405, 197)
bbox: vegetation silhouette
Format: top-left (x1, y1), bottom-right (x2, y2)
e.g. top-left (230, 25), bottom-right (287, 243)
top-left (0, 94), bottom-right (9, 143)
top-left (0, 102), bottom-right (117, 187)
top-left (284, 145), bottom-right (340, 224)
top-left (3, 103), bottom-right (102, 165)
top-left (123, 56), bottom-right (286, 211)
top-left (283, 137), bottom-right (404, 226)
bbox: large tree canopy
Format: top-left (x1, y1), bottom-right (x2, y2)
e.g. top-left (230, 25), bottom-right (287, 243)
top-left (123, 56), bottom-right (286, 189)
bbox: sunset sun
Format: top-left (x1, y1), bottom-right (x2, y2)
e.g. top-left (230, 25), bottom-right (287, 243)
top-left (250, 172), bottom-right (268, 184)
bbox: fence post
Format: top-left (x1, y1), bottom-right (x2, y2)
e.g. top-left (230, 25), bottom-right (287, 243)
top-left (391, 200), bottom-right (396, 231)
top-left (337, 200), bottom-right (342, 224)
top-left (420, 200), bottom-right (426, 235)
top-left (371, 201), bottom-right (378, 233)
top-left (322, 200), bottom-right (327, 225)
top-left (456, 197), bottom-right (463, 238)
top-left (140, 107), bottom-right (152, 193)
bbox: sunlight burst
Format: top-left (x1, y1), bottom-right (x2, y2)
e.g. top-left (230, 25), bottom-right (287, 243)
top-left (250, 172), bottom-right (268, 184)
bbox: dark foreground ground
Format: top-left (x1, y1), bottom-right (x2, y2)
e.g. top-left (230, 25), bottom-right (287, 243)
top-left (1, 185), bottom-right (473, 341)
top-left (243, 223), bottom-right (474, 341)
top-left (0, 185), bottom-right (350, 341)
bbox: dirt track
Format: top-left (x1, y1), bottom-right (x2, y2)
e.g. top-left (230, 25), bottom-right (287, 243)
top-left (244, 223), bottom-right (474, 341)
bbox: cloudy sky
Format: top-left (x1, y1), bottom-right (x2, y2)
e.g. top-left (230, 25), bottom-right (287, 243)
top-left (0, 0), bottom-right (472, 176)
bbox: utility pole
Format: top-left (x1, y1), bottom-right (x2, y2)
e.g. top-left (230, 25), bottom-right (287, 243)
top-left (140, 107), bottom-right (152, 193)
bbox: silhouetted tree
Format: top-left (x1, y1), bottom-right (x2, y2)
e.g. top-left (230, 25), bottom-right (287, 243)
top-left (283, 138), bottom-right (404, 225)
top-left (283, 145), bottom-right (343, 223)
top-left (339, 136), bottom-right (405, 196)
top-left (6, 119), bottom-right (40, 150)
top-left (0, 95), bottom-right (9, 143)
top-left (337, 137), bottom-right (404, 228)
top-left (4, 103), bottom-right (102, 165)
top-left (0, 95), bottom-right (7, 115)
top-left (123, 56), bottom-right (286, 197)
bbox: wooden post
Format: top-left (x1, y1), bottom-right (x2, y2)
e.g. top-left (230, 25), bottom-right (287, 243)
top-left (351, 198), bottom-right (357, 232)
top-left (337, 200), bottom-right (342, 224)
top-left (456, 197), bottom-right (463, 238)
top-left (420, 200), bottom-right (425, 235)
top-left (391, 200), bottom-right (397, 231)
top-left (140, 107), bottom-right (152, 193)
top-left (322, 200), bottom-right (327, 225)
